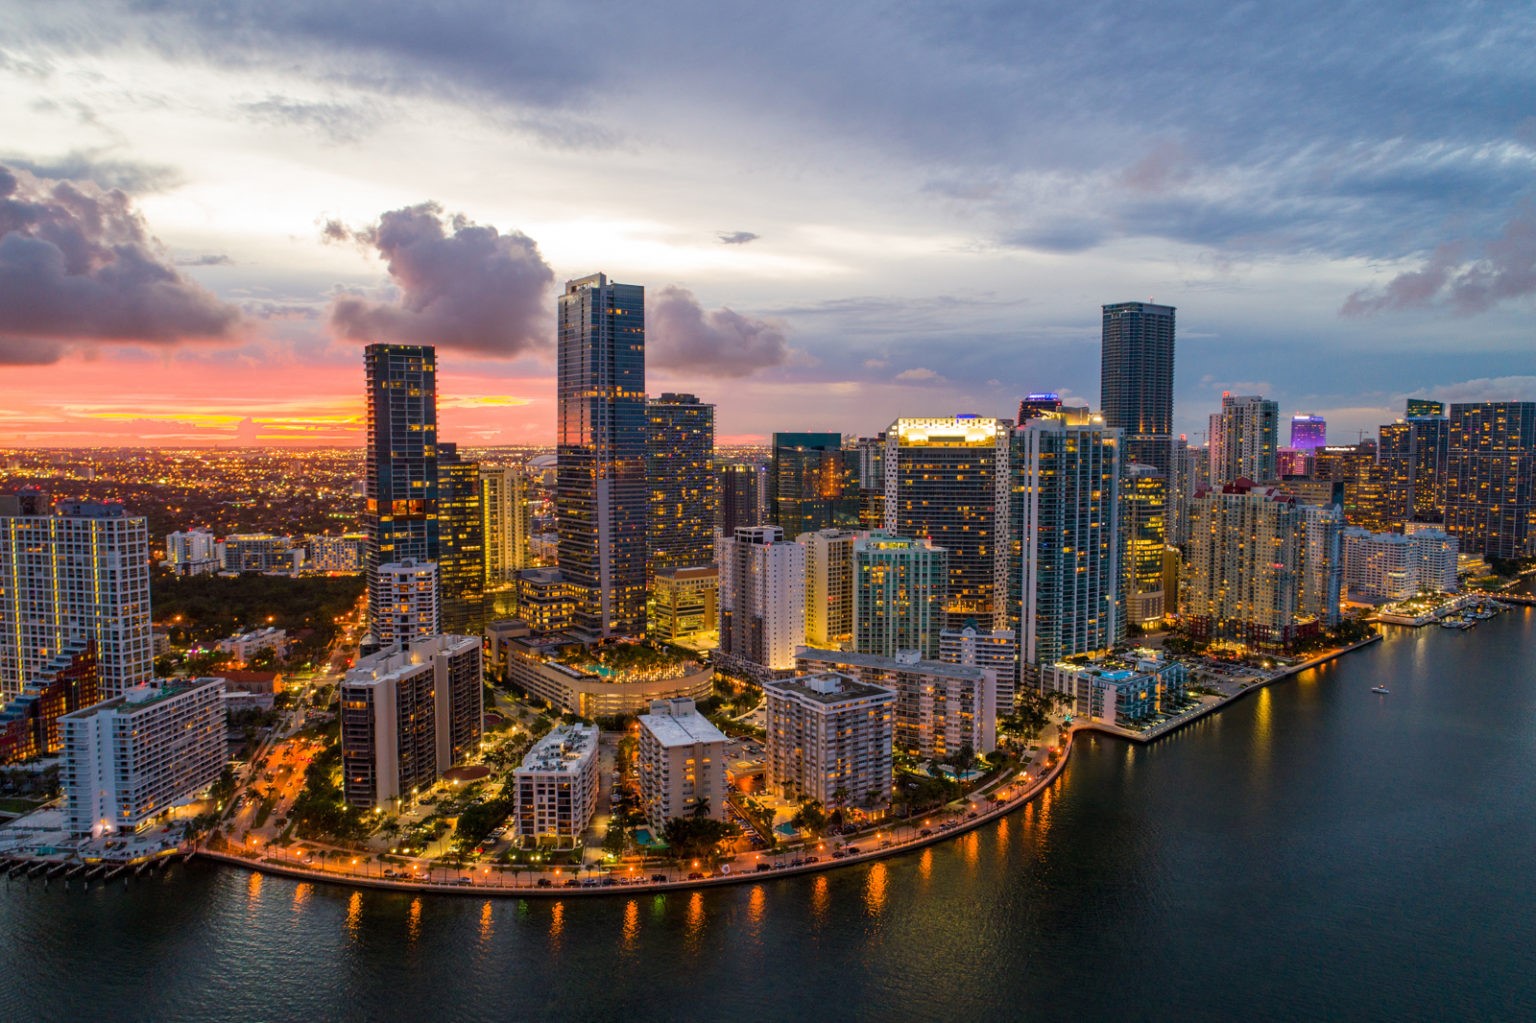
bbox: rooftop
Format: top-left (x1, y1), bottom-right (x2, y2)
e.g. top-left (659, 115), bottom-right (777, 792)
top-left (640, 706), bottom-right (727, 747)
top-left (517, 724), bottom-right (598, 773)
top-left (766, 671), bottom-right (895, 706)
top-left (797, 648), bottom-right (986, 683)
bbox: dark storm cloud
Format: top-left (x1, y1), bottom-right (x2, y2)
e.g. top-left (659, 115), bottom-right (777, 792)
top-left (327, 202), bottom-right (554, 357)
top-left (649, 286), bottom-right (789, 378)
top-left (0, 338), bottom-right (66, 365)
top-left (717, 231), bottom-right (759, 245)
top-left (0, 164), bottom-right (242, 353)
top-left (1342, 211), bottom-right (1536, 317)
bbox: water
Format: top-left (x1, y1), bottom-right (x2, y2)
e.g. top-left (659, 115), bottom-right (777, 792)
top-left (3, 610), bottom-right (1534, 1022)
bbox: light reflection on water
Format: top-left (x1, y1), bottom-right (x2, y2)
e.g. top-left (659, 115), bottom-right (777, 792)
top-left (548, 901), bottom-right (564, 951)
top-left (917, 848), bottom-right (933, 883)
top-left (620, 898), bottom-right (639, 952)
top-left (810, 874), bottom-right (829, 926)
top-left (747, 884), bottom-right (766, 930)
top-left (344, 891), bottom-right (361, 940)
top-left (685, 891), bottom-right (705, 950)
top-left (407, 897), bottom-right (421, 943)
top-left (864, 862), bottom-right (887, 916)
top-left (291, 882), bottom-right (311, 912)
top-left (479, 901), bottom-right (494, 944)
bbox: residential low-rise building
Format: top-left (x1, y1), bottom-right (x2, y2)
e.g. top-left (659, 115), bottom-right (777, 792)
top-left (60, 677), bottom-right (226, 837)
top-left (796, 648), bottom-right (996, 759)
top-left (502, 634), bottom-right (714, 718)
top-left (513, 723), bottom-right (599, 846)
top-left (637, 698), bottom-right (728, 830)
top-left (765, 671), bottom-right (894, 811)
top-left (1039, 652), bottom-right (1189, 727)
top-left (164, 529), bottom-right (219, 575)
top-left (214, 627), bottom-right (287, 664)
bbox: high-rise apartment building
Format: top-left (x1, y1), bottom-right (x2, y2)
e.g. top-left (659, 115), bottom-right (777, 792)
top-left (222, 533), bottom-right (298, 574)
top-left (372, 559), bottom-right (440, 647)
top-left (800, 528), bottom-right (857, 650)
top-left (1121, 464), bottom-right (1167, 625)
top-left (0, 641), bottom-right (98, 764)
top-left (1341, 528), bottom-right (1458, 602)
top-left (636, 697), bottom-right (728, 829)
top-left (764, 671), bottom-right (894, 809)
top-left (1296, 503), bottom-right (1344, 627)
top-left (885, 416), bottom-right (1011, 631)
top-left (339, 634), bottom-right (482, 810)
top-left (513, 723), bottom-right (599, 844)
top-left (164, 529), bottom-right (219, 576)
top-left (1210, 393), bottom-right (1280, 485)
top-left (1017, 392), bottom-right (1064, 423)
top-left (853, 533), bottom-right (948, 660)
top-left (480, 465), bottom-right (532, 585)
top-left (796, 649), bottom-right (996, 760)
top-left (1289, 414), bottom-right (1328, 451)
top-left (939, 623), bottom-right (1018, 712)
top-left (1101, 302), bottom-right (1176, 477)
top-left (854, 434), bottom-right (887, 530)
top-left (364, 344), bottom-right (439, 641)
top-left (1405, 398), bottom-right (1446, 419)
top-left (650, 566), bottom-right (719, 643)
top-left (1379, 414), bottom-right (1450, 524)
top-left (716, 461), bottom-right (767, 536)
top-left (1166, 436), bottom-right (1198, 549)
top-left (557, 273), bottom-right (648, 638)
top-left (0, 493), bottom-right (152, 700)
top-left (716, 526), bottom-right (805, 678)
top-left (646, 393), bottom-right (716, 584)
top-left (61, 678), bottom-right (225, 837)
top-left (770, 433), bottom-right (857, 538)
top-left (1013, 413), bottom-right (1123, 674)
top-left (436, 442), bottom-right (485, 634)
top-left (1444, 402), bottom-right (1535, 560)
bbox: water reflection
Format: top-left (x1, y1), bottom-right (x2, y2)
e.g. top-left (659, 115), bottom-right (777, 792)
top-left (685, 892), bottom-right (706, 951)
top-left (245, 871), bottom-right (262, 907)
top-left (479, 901), bottom-right (494, 943)
top-left (961, 830), bottom-right (980, 869)
top-left (291, 882), bottom-right (311, 912)
top-left (748, 885), bottom-right (766, 929)
top-left (549, 901), bottom-right (565, 951)
top-left (621, 899), bottom-right (639, 952)
top-left (1251, 687), bottom-right (1274, 780)
top-left (995, 815), bottom-right (1010, 859)
top-left (344, 891), bottom-right (361, 940)
top-left (810, 875), bottom-right (830, 926)
top-left (864, 862), bottom-right (888, 916)
top-left (918, 848), bottom-right (933, 883)
top-left (407, 897), bottom-right (422, 943)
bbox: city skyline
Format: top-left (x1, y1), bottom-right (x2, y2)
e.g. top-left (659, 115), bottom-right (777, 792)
top-left (1, 3), bottom-right (1532, 448)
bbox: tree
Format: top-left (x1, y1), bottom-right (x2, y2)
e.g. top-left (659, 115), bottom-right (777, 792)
top-left (662, 815), bottom-right (737, 861)
top-left (790, 799), bottom-right (828, 837)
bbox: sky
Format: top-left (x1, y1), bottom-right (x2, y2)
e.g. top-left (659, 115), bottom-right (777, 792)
top-left (0, 0), bottom-right (1533, 449)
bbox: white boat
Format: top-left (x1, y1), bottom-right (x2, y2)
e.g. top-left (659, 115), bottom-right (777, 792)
top-left (1371, 685), bottom-right (1390, 695)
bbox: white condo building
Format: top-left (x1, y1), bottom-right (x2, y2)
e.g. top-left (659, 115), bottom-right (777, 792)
top-left (164, 529), bottom-right (219, 575)
top-left (339, 634), bottom-right (483, 809)
top-left (480, 465), bottom-right (532, 584)
top-left (1209, 393), bottom-right (1281, 486)
top-left (637, 697), bottom-right (729, 830)
top-left (0, 493), bottom-right (152, 700)
top-left (60, 678), bottom-right (226, 837)
top-left (372, 558), bottom-right (440, 647)
top-left (513, 724), bottom-right (600, 845)
top-left (717, 526), bottom-right (805, 677)
top-left (765, 671), bottom-right (894, 810)
top-left (1342, 528), bottom-right (1459, 602)
top-left (939, 624), bottom-right (1019, 713)
top-left (796, 648), bottom-right (996, 760)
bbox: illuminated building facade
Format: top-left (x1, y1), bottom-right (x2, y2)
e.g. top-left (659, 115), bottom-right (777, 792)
top-left (513, 724), bottom-right (599, 843)
top-left (716, 525), bottom-right (805, 677)
top-left (436, 442), bottom-right (485, 634)
top-left (764, 671), bottom-right (894, 809)
top-left (853, 533), bottom-right (947, 660)
top-left (646, 393), bottom-right (716, 585)
top-left (1121, 464), bottom-right (1167, 625)
top-left (0, 641), bottom-right (98, 764)
top-left (557, 273), bottom-right (648, 638)
top-left (800, 528), bottom-right (857, 650)
top-left (0, 493), bottom-right (152, 700)
top-left (164, 529), bottom-right (218, 576)
top-left (1013, 412), bottom-right (1123, 673)
top-left (885, 416), bottom-right (1011, 631)
top-left (637, 698), bottom-right (728, 829)
top-left (1378, 415), bottom-right (1450, 525)
top-left (1289, 414), bottom-right (1327, 451)
top-left (716, 461), bottom-right (767, 536)
top-left (513, 567), bottom-right (575, 633)
top-left (770, 432), bottom-right (857, 538)
top-left (650, 565), bottom-right (719, 642)
top-left (1342, 527), bottom-right (1459, 602)
top-left (374, 559), bottom-right (440, 647)
top-left (1101, 302), bottom-right (1175, 476)
top-left (481, 465), bottom-right (533, 584)
top-left (364, 344), bottom-right (439, 641)
top-left (1444, 402), bottom-right (1536, 559)
top-left (1209, 393), bottom-right (1280, 485)
top-left (939, 623), bottom-right (1018, 712)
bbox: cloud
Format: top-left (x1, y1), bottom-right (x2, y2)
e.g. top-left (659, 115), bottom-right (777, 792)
top-left (1, 149), bottom-right (183, 194)
top-left (717, 230), bottom-right (759, 245)
top-left (0, 164), bottom-right (243, 350)
top-left (894, 367), bottom-right (941, 383)
top-left (175, 253), bottom-right (233, 266)
top-left (648, 285), bottom-right (789, 378)
top-left (327, 202), bottom-right (554, 357)
top-left (239, 96), bottom-right (384, 144)
top-left (1341, 210), bottom-right (1536, 316)
top-left (0, 338), bottom-right (66, 365)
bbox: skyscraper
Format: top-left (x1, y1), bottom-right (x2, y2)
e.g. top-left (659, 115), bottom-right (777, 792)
top-left (716, 526), bottom-right (805, 678)
top-left (852, 533), bottom-right (948, 659)
top-left (1210, 393), bottom-right (1280, 485)
top-left (799, 528), bottom-right (857, 650)
top-left (716, 461), bottom-right (767, 536)
top-left (646, 393), bottom-right (716, 583)
top-left (1013, 412), bottom-right (1123, 674)
top-left (1121, 464), bottom-right (1167, 625)
top-left (769, 433), bottom-right (857, 538)
top-left (373, 559), bottom-right (440, 647)
top-left (480, 464), bottom-right (532, 585)
top-left (1017, 392), bottom-right (1063, 423)
top-left (0, 493), bottom-right (151, 700)
top-left (364, 344), bottom-right (439, 642)
top-left (1444, 402), bottom-right (1536, 559)
top-left (557, 273), bottom-right (648, 638)
top-left (436, 442), bottom-right (485, 634)
top-left (1405, 397), bottom-right (1446, 419)
top-left (885, 416), bottom-right (1011, 632)
top-left (1289, 414), bottom-right (1327, 451)
top-left (1101, 302), bottom-right (1176, 477)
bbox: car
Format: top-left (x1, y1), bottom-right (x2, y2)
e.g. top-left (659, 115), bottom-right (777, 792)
top-left (535, 878), bottom-right (553, 888)
top-left (803, 856), bottom-right (819, 864)
top-left (563, 878), bottom-right (581, 888)
top-left (456, 877), bottom-right (473, 885)
top-left (755, 863), bottom-right (772, 872)
top-left (919, 829), bottom-right (933, 837)
top-left (599, 878), bottom-right (618, 887)
top-left (845, 846), bottom-right (861, 855)
top-left (789, 858), bottom-right (804, 867)
top-left (581, 879), bottom-right (600, 888)
top-left (687, 871), bottom-right (705, 880)
top-left (651, 874), bottom-right (668, 882)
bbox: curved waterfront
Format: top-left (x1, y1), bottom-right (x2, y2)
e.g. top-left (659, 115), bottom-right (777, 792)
top-left (3, 609), bottom-right (1533, 1022)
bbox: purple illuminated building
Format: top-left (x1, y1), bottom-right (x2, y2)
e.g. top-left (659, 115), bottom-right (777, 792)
top-left (1289, 414), bottom-right (1327, 451)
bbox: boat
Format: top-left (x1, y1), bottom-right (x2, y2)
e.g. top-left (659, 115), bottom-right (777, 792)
top-left (1371, 685), bottom-right (1390, 695)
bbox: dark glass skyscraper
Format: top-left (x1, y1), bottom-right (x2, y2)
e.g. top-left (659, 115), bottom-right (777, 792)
top-left (364, 344), bottom-right (439, 641)
top-left (768, 432), bottom-right (857, 538)
top-left (1444, 402), bottom-right (1536, 560)
top-left (436, 442), bottom-right (485, 634)
top-left (646, 392), bottom-right (716, 582)
top-left (557, 273), bottom-right (647, 638)
top-left (1101, 302), bottom-right (1176, 477)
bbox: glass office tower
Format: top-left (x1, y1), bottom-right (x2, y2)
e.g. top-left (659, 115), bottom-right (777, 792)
top-left (1101, 302), bottom-right (1176, 477)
